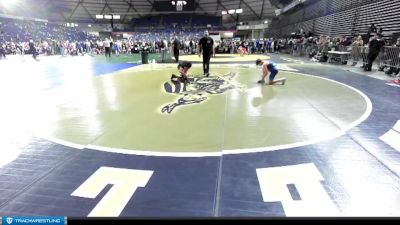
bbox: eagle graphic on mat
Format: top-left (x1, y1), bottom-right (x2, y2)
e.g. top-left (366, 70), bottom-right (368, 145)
top-left (162, 72), bottom-right (245, 114)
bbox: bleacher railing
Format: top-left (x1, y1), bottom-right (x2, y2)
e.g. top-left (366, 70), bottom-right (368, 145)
top-left (279, 43), bottom-right (400, 70)
top-left (380, 46), bottom-right (400, 69)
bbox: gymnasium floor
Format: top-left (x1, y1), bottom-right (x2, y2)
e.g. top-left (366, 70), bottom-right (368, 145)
top-left (0, 53), bottom-right (399, 217)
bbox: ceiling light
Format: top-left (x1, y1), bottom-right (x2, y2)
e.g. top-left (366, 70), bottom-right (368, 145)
top-left (236, 9), bottom-right (243, 13)
top-left (96, 15), bottom-right (104, 19)
top-left (0, 0), bottom-right (19, 8)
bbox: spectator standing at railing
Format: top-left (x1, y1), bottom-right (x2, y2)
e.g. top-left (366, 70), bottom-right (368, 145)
top-left (338, 36), bottom-right (349, 51)
top-left (29, 40), bottom-right (39, 61)
top-left (267, 39), bottom-right (272, 53)
top-left (230, 41), bottom-right (235, 54)
top-left (271, 38), bottom-right (275, 53)
top-left (316, 36), bottom-right (329, 62)
top-left (377, 36), bottom-right (387, 71)
top-left (263, 39), bottom-right (268, 53)
top-left (85, 39), bottom-right (91, 54)
top-left (256, 39), bottom-right (261, 53)
top-left (15, 38), bottom-right (24, 55)
top-left (52, 40), bottom-right (58, 55)
top-left (365, 34), bottom-right (385, 71)
top-left (213, 40), bottom-right (218, 57)
top-left (163, 39), bottom-right (169, 53)
top-left (103, 38), bottom-right (111, 58)
top-left (96, 40), bottom-right (103, 55)
top-left (351, 35), bottom-right (364, 66)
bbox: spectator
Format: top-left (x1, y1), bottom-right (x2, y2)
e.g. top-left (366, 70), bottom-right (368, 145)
top-left (0, 40), bottom-right (6, 59)
top-left (368, 23), bottom-right (377, 37)
top-left (351, 35), bottom-right (364, 66)
top-left (365, 34), bottom-right (385, 71)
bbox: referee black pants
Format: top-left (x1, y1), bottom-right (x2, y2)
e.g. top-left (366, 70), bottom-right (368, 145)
top-left (203, 53), bottom-right (211, 75)
top-left (174, 50), bottom-right (179, 62)
top-left (366, 51), bottom-right (379, 71)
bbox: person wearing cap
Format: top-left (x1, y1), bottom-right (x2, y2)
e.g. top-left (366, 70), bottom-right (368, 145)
top-left (198, 30), bottom-right (214, 77)
top-left (255, 59), bottom-right (286, 85)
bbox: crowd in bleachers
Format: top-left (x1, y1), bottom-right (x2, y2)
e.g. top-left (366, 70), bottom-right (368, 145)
top-left (0, 18), bottom-right (238, 59)
top-left (0, 18), bottom-right (205, 58)
top-left (0, 18), bottom-right (94, 42)
top-left (1, 18), bottom-right (399, 83)
top-left (0, 13), bottom-right (238, 60)
top-left (0, 18), bottom-right (99, 58)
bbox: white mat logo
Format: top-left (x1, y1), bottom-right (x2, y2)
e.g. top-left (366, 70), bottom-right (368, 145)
top-left (7, 217), bottom-right (13, 224)
top-left (162, 72), bottom-right (246, 113)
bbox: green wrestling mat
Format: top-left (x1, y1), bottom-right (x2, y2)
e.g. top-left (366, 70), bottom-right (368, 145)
top-left (31, 62), bottom-right (369, 155)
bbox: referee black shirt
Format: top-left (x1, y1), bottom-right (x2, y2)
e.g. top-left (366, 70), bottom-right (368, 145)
top-left (199, 36), bottom-right (214, 56)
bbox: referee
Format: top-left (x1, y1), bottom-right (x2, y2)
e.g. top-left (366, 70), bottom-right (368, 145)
top-left (172, 36), bottom-right (180, 63)
top-left (198, 30), bottom-right (214, 77)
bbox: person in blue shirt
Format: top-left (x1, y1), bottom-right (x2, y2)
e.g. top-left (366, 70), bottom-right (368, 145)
top-left (256, 59), bottom-right (286, 85)
top-left (256, 39), bottom-right (260, 52)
